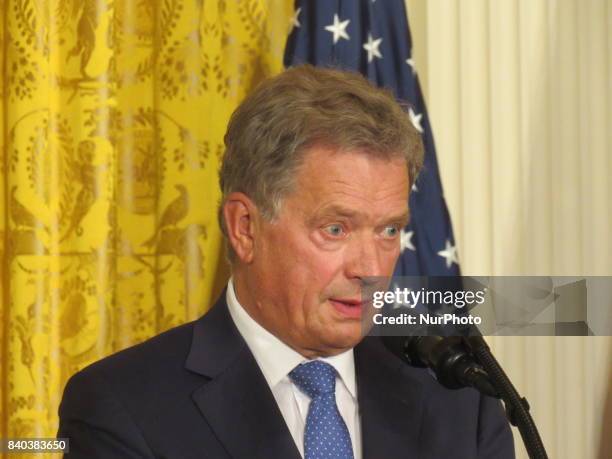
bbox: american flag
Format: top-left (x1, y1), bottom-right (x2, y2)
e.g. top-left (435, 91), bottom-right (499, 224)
top-left (284, 0), bottom-right (461, 277)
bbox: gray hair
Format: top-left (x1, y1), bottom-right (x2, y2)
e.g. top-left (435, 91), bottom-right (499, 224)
top-left (218, 64), bottom-right (423, 261)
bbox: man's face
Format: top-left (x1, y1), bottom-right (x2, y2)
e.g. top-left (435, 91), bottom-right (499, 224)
top-left (243, 146), bottom-right (410, 357)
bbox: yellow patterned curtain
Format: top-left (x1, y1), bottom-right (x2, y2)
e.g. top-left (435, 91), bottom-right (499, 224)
top-left (0, 0), bottom-right (293, 451)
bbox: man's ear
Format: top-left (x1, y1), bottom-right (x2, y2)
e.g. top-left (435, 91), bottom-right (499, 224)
top-left (222, 192), bottom-right (259, 263)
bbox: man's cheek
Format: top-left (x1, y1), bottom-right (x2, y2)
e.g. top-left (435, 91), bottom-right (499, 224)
top-left (381, 247), bottom-right (401, 273)
top-left (385, 256), bottom-right (399, 275)
top-left (309, 255), bottom-right (343, 283)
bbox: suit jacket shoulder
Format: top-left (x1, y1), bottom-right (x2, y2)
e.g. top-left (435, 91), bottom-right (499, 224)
top-left (59, 295), bottom-right (301, 459)
top-left (58, 321), bottom-right (217, 458)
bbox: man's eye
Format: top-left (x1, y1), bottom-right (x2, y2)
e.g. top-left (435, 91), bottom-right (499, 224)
top-left (382, 226), bottom-right (399, 238)
top-left (324, 224), bottom-right (345, 236)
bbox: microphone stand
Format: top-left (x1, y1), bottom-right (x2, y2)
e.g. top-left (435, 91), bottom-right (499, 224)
top-left (464, 336), bottom-right (549, 459)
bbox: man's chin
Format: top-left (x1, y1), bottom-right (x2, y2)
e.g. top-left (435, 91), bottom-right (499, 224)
top-left (320, 325), bottom-right (366, 354)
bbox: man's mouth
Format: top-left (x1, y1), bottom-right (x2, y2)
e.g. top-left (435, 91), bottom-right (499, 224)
top-left (328, 298), bottom-right (363, 318)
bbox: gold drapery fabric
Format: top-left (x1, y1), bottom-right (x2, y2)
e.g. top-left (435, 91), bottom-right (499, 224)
top-left (0, 0), bottom-right (293, 452)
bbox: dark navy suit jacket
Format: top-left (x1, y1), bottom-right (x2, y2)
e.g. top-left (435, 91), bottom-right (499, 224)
top-left (58, 293), bottom-right (515, 458)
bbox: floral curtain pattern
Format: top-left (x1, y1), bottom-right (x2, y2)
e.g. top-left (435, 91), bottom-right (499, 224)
top-left (0, 0), bottom-right (293, 453)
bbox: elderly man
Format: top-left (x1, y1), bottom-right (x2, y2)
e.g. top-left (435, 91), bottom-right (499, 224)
top-left (59, 66), bottom-right (514, 458)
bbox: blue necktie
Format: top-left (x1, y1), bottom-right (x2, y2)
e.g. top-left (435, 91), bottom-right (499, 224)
top-left (289, 361), bottom-right (355, 459)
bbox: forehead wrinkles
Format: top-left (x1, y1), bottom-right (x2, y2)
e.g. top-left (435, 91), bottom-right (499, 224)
top-left (327, 176), bottom-right (407, 198)
top-left (306, 170), bottom-right (409, 204)
top-left (305, 188), bottom-right (409, 226)
top-left (284, 149), bottom-right (408, 212)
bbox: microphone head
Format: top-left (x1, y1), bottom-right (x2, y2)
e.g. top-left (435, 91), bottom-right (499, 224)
top-left (382, 335), bottom-right (499, 397)
top-left (381, 335), bottom-right (427, 367)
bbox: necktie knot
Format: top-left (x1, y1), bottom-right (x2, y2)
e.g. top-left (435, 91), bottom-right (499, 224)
top-left (289, 360), bottom-right (337, 398)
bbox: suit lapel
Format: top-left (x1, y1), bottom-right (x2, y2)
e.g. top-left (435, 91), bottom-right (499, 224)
top-left (185, 294), bottom-right (425, 458)
top-left (356, 337), bottom-right (425, 459)
top-left (185, 293), bottom-right (301, 459)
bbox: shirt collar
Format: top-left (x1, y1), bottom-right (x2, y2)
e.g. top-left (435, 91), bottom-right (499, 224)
top-left (226, 277), bottom-right (357, 398)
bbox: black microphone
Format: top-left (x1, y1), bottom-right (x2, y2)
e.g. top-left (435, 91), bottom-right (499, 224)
top-left (382, 335), bottom-right (499, 398)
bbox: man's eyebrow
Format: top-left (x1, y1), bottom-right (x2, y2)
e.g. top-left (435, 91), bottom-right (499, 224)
top-left (389, 211), bottom-right (410, 227)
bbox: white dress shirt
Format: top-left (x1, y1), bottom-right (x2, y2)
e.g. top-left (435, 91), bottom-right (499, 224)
top-left (226, 278), bottom-right (362, 459)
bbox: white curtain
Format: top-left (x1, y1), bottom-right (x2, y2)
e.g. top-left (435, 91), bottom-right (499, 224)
top-left (406, 0), bottom-right (612, 457)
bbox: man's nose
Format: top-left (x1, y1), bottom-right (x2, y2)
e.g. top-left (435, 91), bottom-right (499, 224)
top-left (345, 237), bottom-right (386, 282)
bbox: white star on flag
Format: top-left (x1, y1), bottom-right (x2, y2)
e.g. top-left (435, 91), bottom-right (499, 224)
top-left (392, 283), bottom-right (413, 309)
top-left (400, 229), bottom-right (415, 253)
top-left (411, 183), bottom-right (418, 192)
top-left (291, 8), bottom-right (301, 29)
top-left (437, 240), bottom-right (459, 268)
top-left (325, 14), bottom-right (350, 44)
top-left (406, 57), bottom-right (415, 74)
top-left (409, 107), bottom-right (423, 133)
top-left (363, 33), bottom-right (383, 62)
